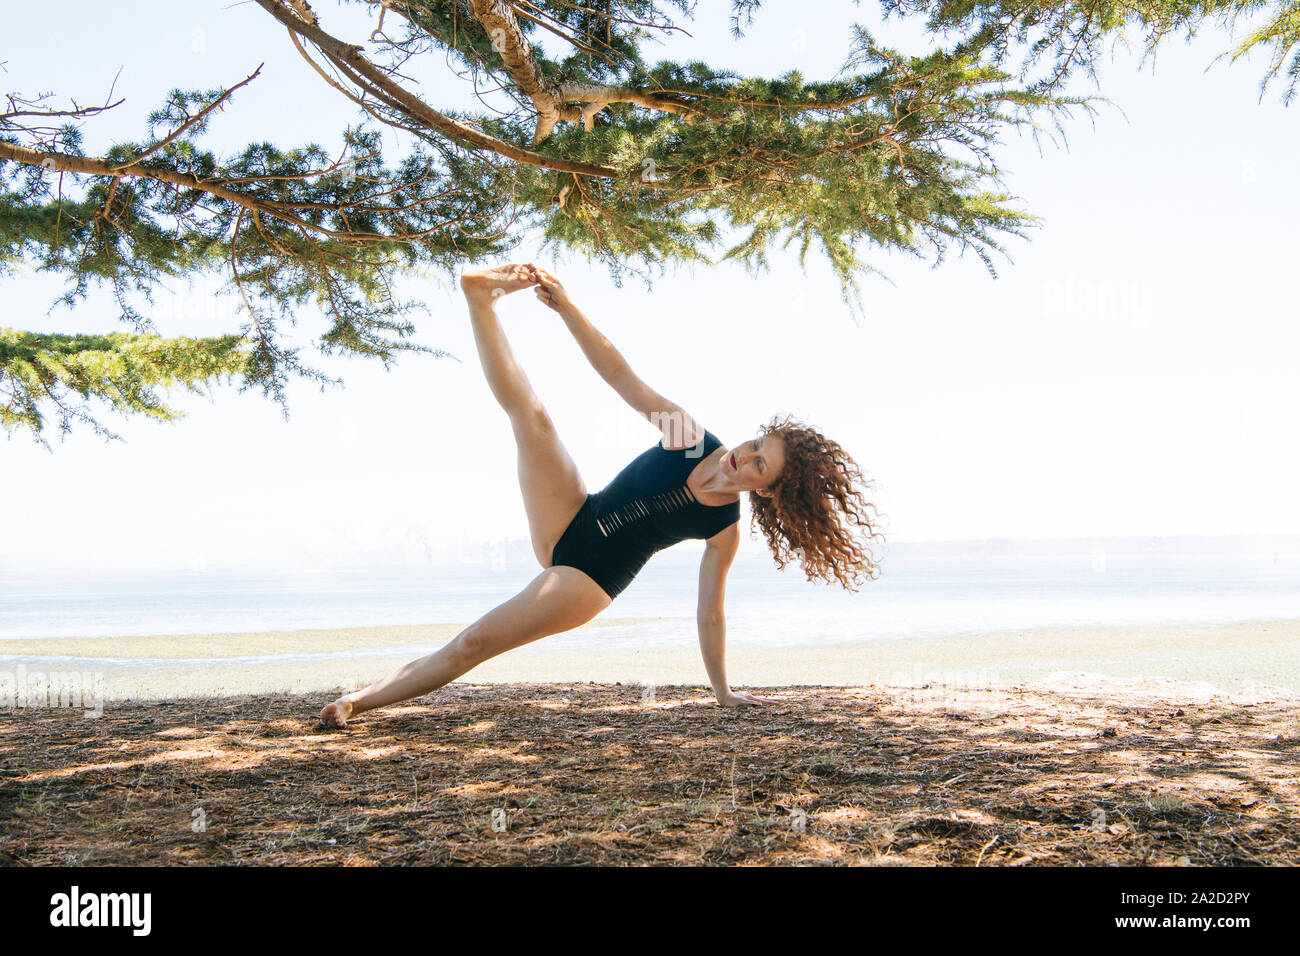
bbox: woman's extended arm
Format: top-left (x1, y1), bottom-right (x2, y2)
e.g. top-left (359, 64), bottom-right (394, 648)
top-left (698, 523), bottom-right (779, 707)
top-left (529, 265), bottom-right (703, 448)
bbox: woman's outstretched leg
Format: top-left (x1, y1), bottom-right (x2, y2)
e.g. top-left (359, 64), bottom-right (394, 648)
top-left (320, 565), bottom-right (610, 726)
top-left (459, 264), bottom-right (589, 567)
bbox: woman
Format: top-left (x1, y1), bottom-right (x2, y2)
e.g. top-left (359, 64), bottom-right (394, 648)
top-left (320, 263), bottom-right (883, 726)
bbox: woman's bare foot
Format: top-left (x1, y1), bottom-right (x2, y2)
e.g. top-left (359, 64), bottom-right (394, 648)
top-left (459, 263), bottom-right (539, 300)
top-left (319, 695), bottom-right (356, 728)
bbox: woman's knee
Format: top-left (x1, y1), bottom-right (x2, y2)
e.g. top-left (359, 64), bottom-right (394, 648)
top-left (510, 403), bottom-right (554, 439)
top-left (450, 622), bottom-right (494, 664)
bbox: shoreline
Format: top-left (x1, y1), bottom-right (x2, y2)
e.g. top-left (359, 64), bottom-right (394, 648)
top-left (2, 617), bottom-right (1298, 706)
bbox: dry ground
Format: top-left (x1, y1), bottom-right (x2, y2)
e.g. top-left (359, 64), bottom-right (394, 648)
top-left (2, 683), bottom-right (1297, 865)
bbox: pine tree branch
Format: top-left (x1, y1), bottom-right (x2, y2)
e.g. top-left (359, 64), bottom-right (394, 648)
top-left (0, 327), bottom-right (252, 443)
top-left (253, 0), bottom-right (629, 177)
top-left (465, 0), bottom-right (565, 141)
top-left (0, 138), bottom-right (456, 243)
top-left (510, 0), bottom-right (624, 67)
top-left (461, 0), bottom-right (705, 138)
top-left (108, 66), bottom-right (265, 173)
top-left (2, 68), bottom-right (127, 139)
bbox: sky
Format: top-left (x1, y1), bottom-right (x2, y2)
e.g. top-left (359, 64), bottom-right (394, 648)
top-left (2, 1), bottom-right (1299, 573)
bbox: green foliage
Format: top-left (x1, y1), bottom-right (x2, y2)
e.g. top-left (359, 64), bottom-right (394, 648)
top-left (2, 0), bottom-right (1291, 443)
top-left (878, 0), bottom-right (1300, 101)
top-left (0, 328), bottom-right (252, 446)
top-left (1, 113), bottom-right (507, 440)
top-left (1220, 2), bottom-right (1300, 102)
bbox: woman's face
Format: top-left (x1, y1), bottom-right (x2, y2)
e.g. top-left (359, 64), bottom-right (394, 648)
top-left (725, 432), bottom-right (786, 497)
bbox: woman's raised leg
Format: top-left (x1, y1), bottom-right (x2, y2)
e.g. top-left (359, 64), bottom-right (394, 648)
top-left (459, 264), bottom-right (588, 567)
top-left (320, 565), bottom-right (611, 726)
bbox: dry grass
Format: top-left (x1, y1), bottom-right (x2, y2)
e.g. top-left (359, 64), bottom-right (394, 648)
top-left (2, 682), bottom-right (1297, 866)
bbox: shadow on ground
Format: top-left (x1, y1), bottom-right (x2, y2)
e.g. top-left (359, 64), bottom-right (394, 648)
top-left (2, 683), bottom-right (1297, 865)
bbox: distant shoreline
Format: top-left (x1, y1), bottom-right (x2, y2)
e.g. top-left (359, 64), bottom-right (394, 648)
top-left (2, 617), bottom-right (1297, 706)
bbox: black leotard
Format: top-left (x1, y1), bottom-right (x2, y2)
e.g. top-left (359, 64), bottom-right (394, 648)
top-left (550, 428), bottom-right (741, 600)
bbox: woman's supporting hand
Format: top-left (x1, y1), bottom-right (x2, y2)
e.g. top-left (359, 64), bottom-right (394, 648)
top-left (527, 264), bottom-right (573, 313)
top-left (717, 689), bottom-right (781, 707)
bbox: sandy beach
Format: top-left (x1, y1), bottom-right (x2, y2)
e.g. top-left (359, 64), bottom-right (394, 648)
top-left (2, 617), bottom-right (1297, 705)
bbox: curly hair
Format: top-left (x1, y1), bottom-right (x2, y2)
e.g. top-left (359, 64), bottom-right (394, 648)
top-left (748, 414), bottom-right (886, 591)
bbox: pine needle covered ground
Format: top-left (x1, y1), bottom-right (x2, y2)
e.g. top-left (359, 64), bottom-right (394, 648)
top-left (3, 682), bottom-right (1297, 866)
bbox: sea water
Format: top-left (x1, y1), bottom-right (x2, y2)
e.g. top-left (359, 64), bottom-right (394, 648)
top-left (3, 537), bottom-right (1299, 661)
